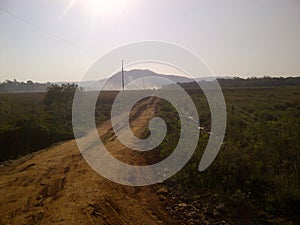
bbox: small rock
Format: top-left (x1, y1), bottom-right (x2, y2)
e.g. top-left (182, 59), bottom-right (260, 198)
top-left (158, 195), bottom-right (167, 201)
top-left (178, 202), bottom-right (188, 207)
top-left (156, 187), bottom-right (168, 196)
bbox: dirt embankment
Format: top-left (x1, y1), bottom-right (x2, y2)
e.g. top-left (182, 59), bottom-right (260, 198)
top-left (0, 96), bottom-right (178, 225)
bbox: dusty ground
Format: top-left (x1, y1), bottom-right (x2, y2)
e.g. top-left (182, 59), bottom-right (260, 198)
top-left (0, 96), bottom-right (178, 225)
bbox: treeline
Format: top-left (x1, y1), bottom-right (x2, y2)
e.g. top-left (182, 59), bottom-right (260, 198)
top-left (0, 79), bottom-right (48, 92)
top-left (217, 76), bottom-right (300, 87)
top-left (0, 84), bottom-right (79, 161)
top-left (166, 76), bottom-right (300, 90)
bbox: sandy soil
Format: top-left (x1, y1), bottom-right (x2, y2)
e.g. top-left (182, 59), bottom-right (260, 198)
top-left (0, 96), bottom-right (178, 225)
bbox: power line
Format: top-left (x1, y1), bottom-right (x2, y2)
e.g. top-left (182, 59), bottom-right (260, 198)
top-left (234, 106), bottom-right (258, 121)
top-left (232, 104), bottom-right (300, 125)
top-left (0, 7), bottom-right (94, 57)
top-left (231, 105), bottom-right (299, 132)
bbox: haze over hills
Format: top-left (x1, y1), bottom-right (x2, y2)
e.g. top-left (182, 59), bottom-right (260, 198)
top-left (1, 69), bottom-right (299, 93)
top-left (0, 70), bottom-right (219, 92)
top-left (81, 69), bottom-right (196, 91)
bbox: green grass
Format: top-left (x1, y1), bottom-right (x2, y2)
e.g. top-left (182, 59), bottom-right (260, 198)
top-left (156, 86), bottom-right (300, 222)
top-left (0, 90), bottom-right (118, 161)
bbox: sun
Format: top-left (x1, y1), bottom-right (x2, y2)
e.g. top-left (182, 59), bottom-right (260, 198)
top-left (80, 0), bottom-right (126, 17)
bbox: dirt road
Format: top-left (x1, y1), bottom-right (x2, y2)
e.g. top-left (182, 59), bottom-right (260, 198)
top-left (0, 96), bottom-right (178, 225)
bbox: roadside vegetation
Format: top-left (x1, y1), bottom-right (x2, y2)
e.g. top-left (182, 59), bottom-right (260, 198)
top-left (157, 85), bottom-right (300, 223)
top-left (0, 84), bottom-right (119, 161)
top-left (0, 84), bottom-right (78, 160)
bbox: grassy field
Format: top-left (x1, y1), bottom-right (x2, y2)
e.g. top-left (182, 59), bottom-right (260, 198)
top-left (156, 86), bottom-right (300, 223)
top-left (0, 90), bottom-right (118, 161)
top-left (0, 92), bottom-right (48, 160)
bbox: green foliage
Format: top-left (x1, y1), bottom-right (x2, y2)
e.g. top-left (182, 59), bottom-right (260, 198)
top-left (156, 86), bottom-right (300, 221)
top-left (0, 84), bottom-right (82, 161)
top-left (0, 88), bottom-right (117, 161)
top-left (95, 91), bottom-right (119, 124)
top-left (44, 83), bottom-right (79, 107)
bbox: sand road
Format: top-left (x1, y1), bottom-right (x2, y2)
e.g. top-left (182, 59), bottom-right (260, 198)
top-left (0, 96), bottom-right (178, 225)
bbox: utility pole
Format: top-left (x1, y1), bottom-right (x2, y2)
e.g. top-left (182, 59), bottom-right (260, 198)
top-left (121, 60), bottom-right (124, 91)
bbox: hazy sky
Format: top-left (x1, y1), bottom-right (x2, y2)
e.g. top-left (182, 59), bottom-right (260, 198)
top-left (0, 0), bottom-right (299, 82)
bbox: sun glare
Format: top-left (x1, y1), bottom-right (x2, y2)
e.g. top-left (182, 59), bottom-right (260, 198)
top-left (80, 0), bottom-right (126, 17)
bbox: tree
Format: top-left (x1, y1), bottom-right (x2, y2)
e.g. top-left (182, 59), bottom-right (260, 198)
top-left (44, 83), bottom-right (82, 129)
top-left (44, 83), bottom-right (81, 107)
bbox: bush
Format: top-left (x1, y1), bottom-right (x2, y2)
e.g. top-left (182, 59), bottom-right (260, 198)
top-left (0, 84), bottom-right (81, 161)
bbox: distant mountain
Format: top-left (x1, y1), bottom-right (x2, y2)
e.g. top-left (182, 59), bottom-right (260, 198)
top-left (104, 70), bottom-right (237, 90)
top-left (103, 69), bottom-right (191, 90)
top-left (69, 69), bottom-right (193, 91)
